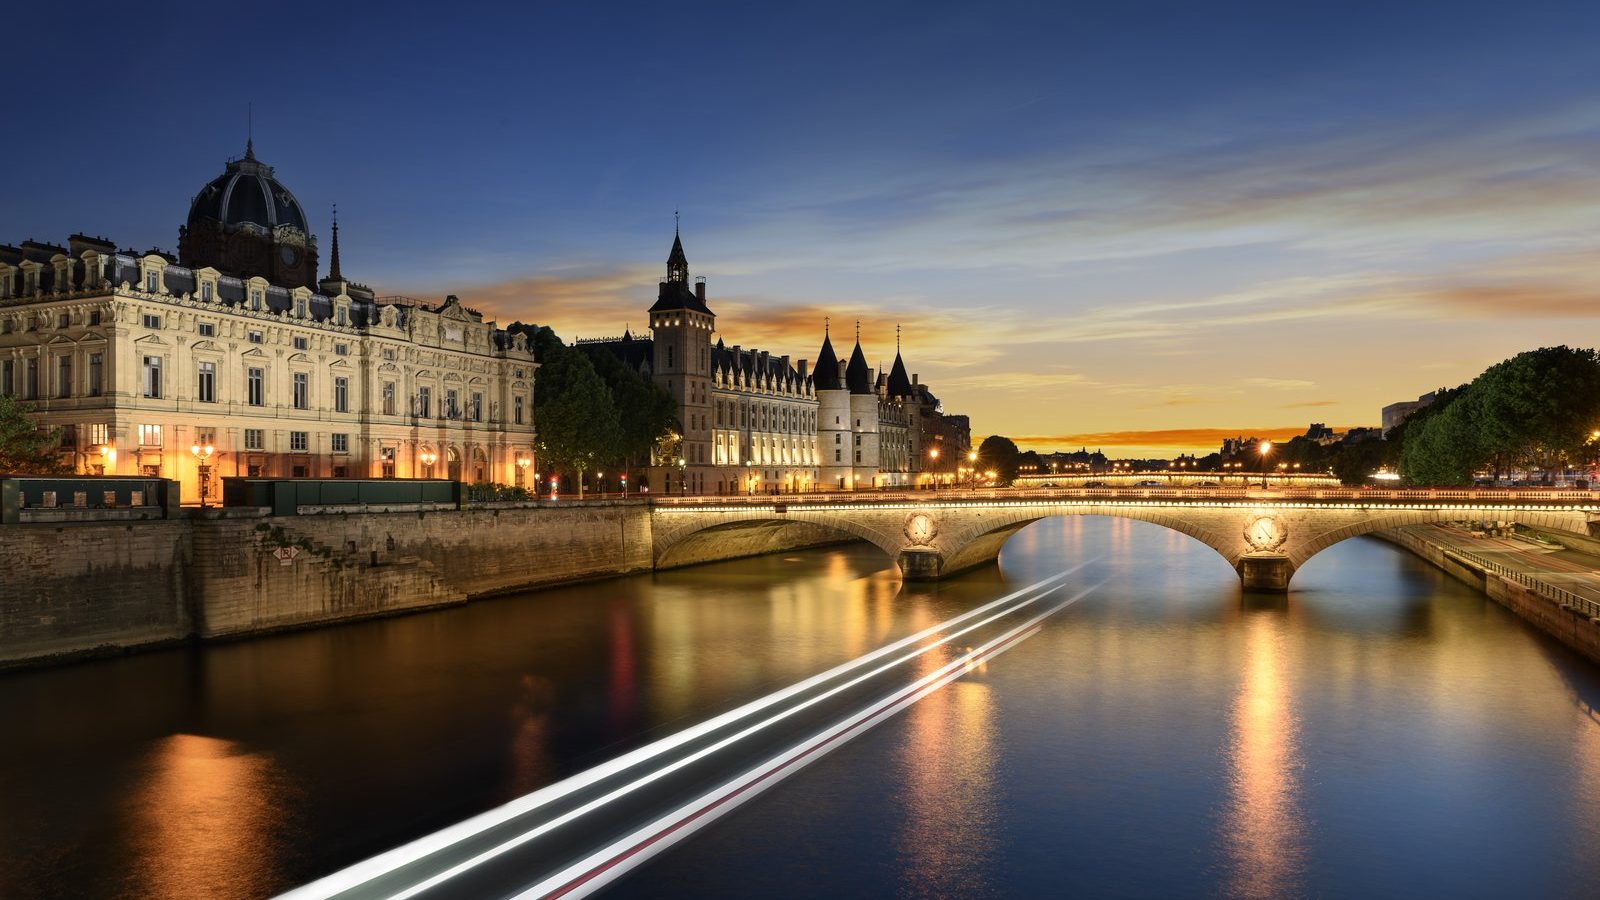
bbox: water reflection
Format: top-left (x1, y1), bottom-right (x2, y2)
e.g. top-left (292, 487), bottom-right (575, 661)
top-left (896, 675), bottom-right (999, 898)
top-left (126, 734), bottom-right (283, 899)
top-left (1222, 608), bottom-right (1306, 899)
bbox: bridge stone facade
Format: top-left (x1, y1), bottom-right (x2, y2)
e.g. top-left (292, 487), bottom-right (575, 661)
top-left (650, 494), bottom-right (1600, 591)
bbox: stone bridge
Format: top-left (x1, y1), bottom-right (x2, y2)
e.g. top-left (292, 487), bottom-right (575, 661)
top-left (650, 487), bottom-right (1600, 591)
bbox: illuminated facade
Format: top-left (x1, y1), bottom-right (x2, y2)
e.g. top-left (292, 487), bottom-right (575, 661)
top-left (0, 146), bottom-right (538, 501)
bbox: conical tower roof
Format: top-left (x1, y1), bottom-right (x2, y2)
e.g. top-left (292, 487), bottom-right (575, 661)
top-left (886, 352), bottom-right (912, 398)
top-left (813, 323), bottom-right (842, 391)
top-left (845, 338), bottom-right (872, 394)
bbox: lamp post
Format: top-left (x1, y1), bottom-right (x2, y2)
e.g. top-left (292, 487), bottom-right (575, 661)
top-left (620, 473), bottom-right (629, 497)
top-left (189, 443), bottom-right (215, 507)
top-left (515, 455), bottom-right (530, 488)
top-left (677, 456), bottom-right (687, 496)
top-left (968, 450), bottom-right (978, 490)
top-left (419, 450), bottom-right (438, 479)
top-left (98, 443), bottom-right (116, 476)
top-left (1257, 440), bottom-right (1273, 489)
top-left (929, 447), bottom-right (940, 492)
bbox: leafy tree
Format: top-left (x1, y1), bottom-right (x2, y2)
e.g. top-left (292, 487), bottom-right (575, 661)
top-left (533, 341), bottom-right (620, 498)
top-left (1470, 346), bottom-right (1600, 480)
top-left (581, 347), bottom-right (677, 476)
top-left (977, 435), bottom-right (1021, 485)
top-left (0, 395), bottom-right (69, 474)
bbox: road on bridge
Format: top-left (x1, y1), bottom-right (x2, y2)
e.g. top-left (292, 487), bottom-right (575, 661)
top-left (280, 565), bottom-right (1103, 900)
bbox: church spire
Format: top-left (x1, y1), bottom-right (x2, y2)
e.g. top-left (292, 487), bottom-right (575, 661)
top-left (245, 102), bottom-right (255, 160)
top-left (328, 204), bottom-right (342, 280)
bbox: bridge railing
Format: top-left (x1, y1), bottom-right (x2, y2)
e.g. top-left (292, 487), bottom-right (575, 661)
top-left (1443, 546), bottom-right (1600, 620)
top-left (650, 486), bottom-right (1600, 506)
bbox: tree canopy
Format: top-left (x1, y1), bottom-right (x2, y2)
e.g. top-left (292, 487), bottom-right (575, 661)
top-left (977, 435), bottom-right (1022, 485)
top-left (0, 396), bottom-right (69, 474)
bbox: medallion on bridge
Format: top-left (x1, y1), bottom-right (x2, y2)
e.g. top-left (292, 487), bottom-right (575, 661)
top-left (1243, 514), bottom-right (1288, 552)
top-left (904, 512), bottom-right (938, 546)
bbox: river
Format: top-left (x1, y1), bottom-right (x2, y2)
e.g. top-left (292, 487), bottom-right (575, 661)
top-left (2, 518), bottom-right (1598, 898)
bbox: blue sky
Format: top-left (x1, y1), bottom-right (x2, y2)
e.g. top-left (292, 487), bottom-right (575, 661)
top-left (8, 1), bottom-right (1600, 454)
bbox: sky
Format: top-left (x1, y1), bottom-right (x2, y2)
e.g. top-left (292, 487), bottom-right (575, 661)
top-left (7, 1), bottom-right (1600, 457)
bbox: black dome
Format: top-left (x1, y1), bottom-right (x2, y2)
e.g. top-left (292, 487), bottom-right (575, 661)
top-left (187, 146), bottom-right (308, 234)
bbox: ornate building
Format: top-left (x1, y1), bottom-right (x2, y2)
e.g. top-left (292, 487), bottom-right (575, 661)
top-left (585, 230), bottom-right (959, 493)
top-left (0, 144), bottom-right (538, 502)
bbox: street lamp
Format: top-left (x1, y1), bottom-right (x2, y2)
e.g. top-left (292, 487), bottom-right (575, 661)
top-left (1257, 440), bottom-right (1273, 488)
top-left (189, 443), bottom-right (215, 507)
top-left (929, 447), bottom-right (940, 492)
top-left (98, 443), bottom-right (116, 476)
top-left (515, 455), bottom-right (530, 488)
top-left (419, 449), bottom-right (438, 478)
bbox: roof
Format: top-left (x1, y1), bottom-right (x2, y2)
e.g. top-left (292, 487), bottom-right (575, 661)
top-left (845, 340), bottom-right (872, 394)
top-left (711, 339), bottom-right (809, 391)
top-left (187, 146), bottom-right (309, 235)
top-left (813, 332), bottom-right (842, 390)
top-left (886, 352), bottom-right (912, 398)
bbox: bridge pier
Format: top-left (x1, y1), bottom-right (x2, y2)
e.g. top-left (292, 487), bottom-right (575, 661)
top-left (1238, 553), bottom-right (1293, 593)
top-left (897, 549), bottom-right (945, 581)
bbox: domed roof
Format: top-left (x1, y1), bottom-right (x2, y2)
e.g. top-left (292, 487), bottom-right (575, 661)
top-left (186, 143), bottom-right (308, 234)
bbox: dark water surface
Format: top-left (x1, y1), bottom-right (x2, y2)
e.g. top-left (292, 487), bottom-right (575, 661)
top-left (2, 518), bottom-right (1599, 898)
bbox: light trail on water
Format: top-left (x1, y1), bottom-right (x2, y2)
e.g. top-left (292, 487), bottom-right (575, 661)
top-left (281, 563), bottom-right (1101, 900)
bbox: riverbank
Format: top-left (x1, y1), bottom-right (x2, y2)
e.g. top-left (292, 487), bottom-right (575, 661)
top-left (1380, 524), bottom-right (1600, 665)
top-left (0, 501), bottom-right (851, 672)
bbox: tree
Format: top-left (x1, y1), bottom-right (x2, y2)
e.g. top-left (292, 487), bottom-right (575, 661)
top-left (977, 435), bottom-right (1021, 485)
top-left (534, 342), bottom-right (620, 498)
top-left (0, 395), bottom-right (69, 474)
top-left (581, 347), bottom-right (677, 476)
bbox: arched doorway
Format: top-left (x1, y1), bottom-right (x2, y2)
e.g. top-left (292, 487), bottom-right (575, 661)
top-left (446, 446), bottom-right (462, 482)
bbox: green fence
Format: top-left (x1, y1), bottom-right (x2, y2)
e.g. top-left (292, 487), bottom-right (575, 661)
top-left (221, 478), bottom-right (463, 516)
top-left (1, 476), bottom-right (179, 524)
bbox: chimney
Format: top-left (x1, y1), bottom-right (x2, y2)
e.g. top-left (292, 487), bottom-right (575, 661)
top-left (912, 373), bottom-right (919, 385)
top-left (695, 276), bottom-right (706, 302)
top-left (798, 359), bottom-right (809, 378)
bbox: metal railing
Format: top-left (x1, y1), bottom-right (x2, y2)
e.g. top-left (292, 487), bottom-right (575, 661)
top-left (1443, 546), bottom-right (1600, 620)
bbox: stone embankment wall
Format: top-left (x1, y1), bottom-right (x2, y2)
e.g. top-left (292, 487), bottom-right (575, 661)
top-left (2, 500), bottom-right (842, 670)
top-left (1382, 527), bottom-right (1600, 665)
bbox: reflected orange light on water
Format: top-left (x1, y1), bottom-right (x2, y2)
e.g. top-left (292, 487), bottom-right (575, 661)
top-left (127, 734), bottom-right (282, 900)
top-left (1223, 612), bottom-right (1306, 899)
top-left (896, 675), bottom-right (998, 898)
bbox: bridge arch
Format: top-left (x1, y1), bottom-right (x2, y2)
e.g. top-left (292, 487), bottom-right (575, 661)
top-left (651, 507), bottom-right (904, 571)
top-left (934, 507), bottom-right (1243, 577)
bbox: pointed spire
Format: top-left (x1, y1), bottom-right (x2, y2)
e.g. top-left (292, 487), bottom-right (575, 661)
top-left (814, 318), bottom-right (842, 391)
top-left (666, 214), bottom-right (688, 285)
top-left (245, 102), bottom-right (255, 160)
top-left (328, 203), bottom-right (342, 280)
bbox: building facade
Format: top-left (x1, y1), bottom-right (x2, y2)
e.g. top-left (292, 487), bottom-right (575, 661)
top-left (0, 146), bottom-right (538, 503)
top-left (587, 231), bottom-right (963, 493)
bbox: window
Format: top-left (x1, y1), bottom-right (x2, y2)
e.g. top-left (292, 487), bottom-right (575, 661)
top-left (293, 336), bottom-right (308, 350)
top-left (292, 372), bottom-right (309, 409)
top-left (89, 423), bottom-right (108, 446)
top-left (2, 360), bottom-right (13, 396)
top-left (142, 355), bottom-right (162, 398)
top-left (140, 424), bottom-right (163, 446)
top-left (250, 290), bottom-right (263, 311)
top-left (383, 347), bottom-right (395, 361)
top-left (514, 395), bottom-right (524, 425)
top-left (335, 343), bottom-right (348, 356)
top-left (248, 330), bottom-right (264, 344)
top-left (142, 314), bottom-right (161, 329)
top-left (58, 313), bottom-right (70, 329)
top-left (145, 270), bottom-right (158, 292)
top-left (295, 298), bottom-right (307, 318)
top-left (198, 322), bottom-right (214, 337)
top-left (197, 361), bottom-right (216, 403)
top-left (382, 382), bottom-right (396, 415)
top-left (196, 428), bottom-right (215, 446)
top-left (89, 311), bottom-right (100, 326)
top-left (336, 306), bottom-right (347, 326)
top-left (244, 428), bottom-right (265, 451)
top-left (835, 449), bottom-right (841, 462)
top-left (331, 433), bottom-right (349, 453)
top-left (334, 376), bottom-right (349, 413)
top-left (667, 346), bottom-right (673, 367)
top-left (418, 386), bottom-right (432, 418)
top-left (56, 355), bottom-right (71, 398)
top-left (247, 367), bottom-right (264, 406)
top-left (88, 354), bottom-right (102, 396)
top-left (290, 431), bottom-right (308, 452)
top-left (471, 392), bottom-right (482, 422)
top-left (445, 389), bottom-right (459, 419)
top-left (201, 281), bottom-right (213, 302)
top-left (514, 367), bottom-right (524, 378)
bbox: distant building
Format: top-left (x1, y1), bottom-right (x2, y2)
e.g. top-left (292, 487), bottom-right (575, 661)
top-left (1382, 392), bottom-right (1437, 436)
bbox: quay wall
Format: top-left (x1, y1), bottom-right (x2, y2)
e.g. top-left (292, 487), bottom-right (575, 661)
top-left (0, 500), bottom-right (848, 669)
top-left (1381, 527), bottom-right (1600, 666)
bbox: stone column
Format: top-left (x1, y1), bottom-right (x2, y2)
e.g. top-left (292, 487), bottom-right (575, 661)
top-left (898, 548), bottom-right (944, 581)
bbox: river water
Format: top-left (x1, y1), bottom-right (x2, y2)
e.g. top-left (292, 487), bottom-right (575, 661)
top-left (2, 518), bottom-right (1599, 898)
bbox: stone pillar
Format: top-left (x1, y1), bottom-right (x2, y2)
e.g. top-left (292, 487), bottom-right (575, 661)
top-left (1238, 553), bottom-right (1293, 592)
top-left (1585, 514), bottom-right (1600, 539)
top-left (897, 548), bottom-right (944, 581)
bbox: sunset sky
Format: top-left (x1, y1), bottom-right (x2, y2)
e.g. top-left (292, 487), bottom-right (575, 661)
top-left (11, 1), bottom-right (1600, 456)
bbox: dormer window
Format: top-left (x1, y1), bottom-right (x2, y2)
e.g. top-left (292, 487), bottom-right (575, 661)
top-left (295, 298), bottom-right (307, 318)
top-left (335, 305), bottom-right (347, 326)
top-left (201, 281), bottom-right (213, 302)
top-left (145, 270), bottom-right (158, 293)
top-left (251, 290), bottom-right (263, 311)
